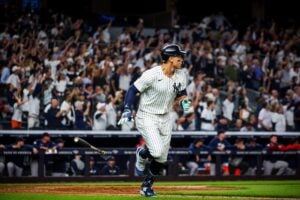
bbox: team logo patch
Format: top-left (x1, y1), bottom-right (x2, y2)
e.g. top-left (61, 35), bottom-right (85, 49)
top-left (173, 82), bottom-right (181, 93)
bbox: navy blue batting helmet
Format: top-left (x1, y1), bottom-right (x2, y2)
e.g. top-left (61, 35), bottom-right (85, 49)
top-left (161, 44), bottom-right (186, 61)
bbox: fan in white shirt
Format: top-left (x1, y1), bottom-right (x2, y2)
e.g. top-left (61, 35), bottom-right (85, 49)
top-left (118, 66), bottom-right (131, 91)
top-left (93, 103), bottom-right (107, 130)
top-left (21, 78), bottom-right (38, 113)
top-left (44, 57), bottom-right (61, 80)
top-left (60, 97), bottom-right (75, 127)
top-left (106, 98), bottom-right (117, 129)
top-left (271, 105), bottom-right (286, 132)
top-left (98, 56), bottom-right (114, 69)
top-left (11, 95), bottom-right (26, 129)
top-left (222, 95), bottom-right (234, 121)
top-left (258, 103), bottom-right (272, 131)
top-left (201, 100), bottom-right (216, 131)
top-left (186, 73), bottom-right (203, 100)
top-left (28, 94), bottom-right (40, 129)
top-left (6, 66), bottom-right (21, 89)
top-left (239, 103), bottom-right (250, 122)
top-left (55, 73), bottom-right (68, 95)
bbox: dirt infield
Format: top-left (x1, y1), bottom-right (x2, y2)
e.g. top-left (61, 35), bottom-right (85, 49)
top-left (0, 185), bottom-right (297, 199)
top-left (0, 185), bottom-right (233, 195)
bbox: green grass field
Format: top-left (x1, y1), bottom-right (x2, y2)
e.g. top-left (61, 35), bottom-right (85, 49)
top-left (0, 180), bottom-right (300, 200)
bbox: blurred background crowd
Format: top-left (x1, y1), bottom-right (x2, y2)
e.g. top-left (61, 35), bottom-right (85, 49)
top-left (1, 4), bottom-right (300, 132)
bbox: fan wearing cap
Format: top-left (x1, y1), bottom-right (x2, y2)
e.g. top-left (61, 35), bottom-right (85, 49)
top-left (6, 65), bottom-right (21, 89)
top-left (118, 43), bottom-right (191, 197)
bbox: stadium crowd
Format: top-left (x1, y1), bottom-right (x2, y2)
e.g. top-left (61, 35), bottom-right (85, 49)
top-left (1, 10), bottom-right (300, 132)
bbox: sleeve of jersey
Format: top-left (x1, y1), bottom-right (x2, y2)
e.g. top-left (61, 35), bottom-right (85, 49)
top-left (133, 70), bottom-right (153, 92)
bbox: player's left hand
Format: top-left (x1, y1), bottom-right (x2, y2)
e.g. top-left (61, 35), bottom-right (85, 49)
top-left (118, 107), bottom-right (134, 125)
top-left (181, 98), bottom-right (191, 113)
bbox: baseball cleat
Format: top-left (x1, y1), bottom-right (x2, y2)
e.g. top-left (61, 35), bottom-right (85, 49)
top-left (135, 147), bottom-right (147, 176)
top-left (140, 186), bottom-right (157, 197)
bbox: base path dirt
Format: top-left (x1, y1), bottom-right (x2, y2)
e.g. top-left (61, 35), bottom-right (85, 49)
top-left (0, 185), bottom-right (233, 195)
top-left (0, 185), bottom-right (296, 199)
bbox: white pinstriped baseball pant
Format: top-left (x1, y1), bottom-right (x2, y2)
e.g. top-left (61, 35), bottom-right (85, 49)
top-left (136, 110), bottom-right (172, 163)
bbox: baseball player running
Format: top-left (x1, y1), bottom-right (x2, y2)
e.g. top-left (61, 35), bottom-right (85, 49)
top-left (118, 43), bottom-right (191, 197)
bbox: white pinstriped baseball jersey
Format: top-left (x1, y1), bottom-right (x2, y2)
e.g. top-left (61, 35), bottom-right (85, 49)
top-left (134, 65), bottom-right (187, 115)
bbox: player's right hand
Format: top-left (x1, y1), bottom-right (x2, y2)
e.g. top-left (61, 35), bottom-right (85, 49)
top-left (117, 107), bottom-right (134, 125)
